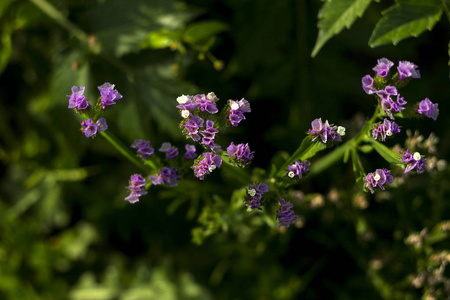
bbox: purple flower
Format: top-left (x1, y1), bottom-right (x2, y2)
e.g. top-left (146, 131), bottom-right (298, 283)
top-left (184, 144), bottom-right (197, 159)
top-left (227, 142), bottom-right (254, 166)
top-left (125, 174), bottom-right (147, 204)
top-left (380, 94), bottom-right (407, 119)
top-left (277, 199), bottom-right (299, 228)
top-left (229, 98), bottom-right (251, 127)
top-left (362, 75), bottom-right (377, 94)
top-left (246, 183), bottom-right (268, 209)
top-left (183, 116), bottom-right (204, 142)
top-left (364, 169), bottom-right (393, 194)
top-left (416, 98), bottom-right (439, 121)
top-left (287, 159), bottom-right (310, 179)
top-left (200, 120), bottom-right (219, 149)
top-left (309, 118), bottom-right (342, 144)
top-left (131, 139), bottom-right (154, 159)
top-left (194, 94), bottom-right (218, 114)
top-left (67, 85), bottom-right (90, 110)
top-left (149, 167), bottom-right (181, 187)
top-left (159, 142), bottom-right (179, 160)
top-left (372, 119), bottom-right (401, 142)
top-left (402, 149), bottom-right (427, 174)
top-left (81, 117), bottom-right (108, 137)
top-left (376, 86), bottom-right (397, 101)
top-left (193, 152), bottom-right (222, 180)
top-left (98, 82), bottom-right (123, 109)
top-left (372, 58), bottom-right (394, 78)
top-left (397, 61), bottom-right (420, 81)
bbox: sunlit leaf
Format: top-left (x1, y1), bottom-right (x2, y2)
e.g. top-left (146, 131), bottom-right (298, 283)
top-left (367, 138), bottom-right (402, 164)
top-left (312, 0), bottom-right (372, 57)
top-left (183, 20), bottom-right (228, 44)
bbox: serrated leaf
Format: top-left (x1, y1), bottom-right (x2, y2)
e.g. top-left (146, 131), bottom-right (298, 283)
top-left (369, 3), bottom-right (442, 47)
top-left (312, 0), bottom-right (372, 57)
top-left (367, 138), bottom-right (402, 164)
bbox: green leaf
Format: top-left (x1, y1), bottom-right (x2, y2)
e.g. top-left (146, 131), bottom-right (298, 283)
top-left (369, 3), bottom-right (442, 47)
top-left (183, 20), bottom-right (228, 44)
top-left (275, 137), bottom-right (326, 177)
top-left (351, 148), bottom-right (366, 189)
top-left (367, 138), bottom-right (402, 164)
top-left (312, 0), bottom-right (373, 57)
top-left (140, 28), bottom-right (182, 50)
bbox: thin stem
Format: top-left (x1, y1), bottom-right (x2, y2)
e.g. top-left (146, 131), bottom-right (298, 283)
top-left (100, 131), bottom-right (152, 172)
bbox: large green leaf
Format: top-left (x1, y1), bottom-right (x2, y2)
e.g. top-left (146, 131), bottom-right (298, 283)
top-left (312, 0), bottom-right (373, 57)
top-left (369, 2), bottom-right (442, 47)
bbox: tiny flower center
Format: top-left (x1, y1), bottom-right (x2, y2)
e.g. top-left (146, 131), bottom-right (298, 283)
top-left (337, 126), bottom-right (346, 136)
top-left (288, 171), bottom-right (295, 178)
top-left (386, 129), bottom-right (392, 136)
top-left (413, 152), bottom-right (421, 161)
top-left (374, 173), bottom-right (381, 181)
top-left (181, 110), bottom-right (190, 118)
top-left (209, 165), bottom-right (216, 172)
top-left (177, 95), bottom-right (188, 104)
top-left (230, 102), bottom-right (239, 110)
top-left (248, 189), bottom-right (256, 197)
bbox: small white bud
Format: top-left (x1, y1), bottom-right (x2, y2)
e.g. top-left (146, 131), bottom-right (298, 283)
top-left (248, 189), bottom-right (256, 197)
top-left (337, 126), bottom-right (346, 136)
top-left (208, 165), bottom-right (216, 172)
top-left (177, 95), bottom-right (189, 104)
top-left (374, 173), bottom-right (381, 181)
top-left (181, 110), bottom-right (190, 118)
top-left (386, 129), bottom-right (392, 136)
top-left (230, 101), bottom-right (239, 110)
top-left (288, 171), bottom-right (295, 178)
top-left (413, 152), bottom-right (421, 161)
top-left (207, 92), bottom-right (219, 102)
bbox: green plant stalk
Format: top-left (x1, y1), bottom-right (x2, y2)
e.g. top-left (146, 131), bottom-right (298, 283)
top-left (99, 131), bottom-right (153, 172)
top-left (28, 0), bottom-right (89, 45)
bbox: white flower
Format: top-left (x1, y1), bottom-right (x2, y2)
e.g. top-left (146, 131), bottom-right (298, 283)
top-left (337, 126), bottom-right (346, 136)
top-left (413, 152), bottom-right (421, 161)
top-left (288, 171), bottom-right (295, 178)
top-left (230, 101), bottom-right (240, 111)
top-left (374, 173), bottom-right (381, 181)
top-left (177, 95), bottom-right (189, 104)
top-left (248, 189), bottom-right (256, 197)
top-left (181, 110), bottom-right (190, 118)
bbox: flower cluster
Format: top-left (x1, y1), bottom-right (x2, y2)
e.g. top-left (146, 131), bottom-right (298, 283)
top-left (309, 118), bottom-right (343, 144)
top-left (131, 139), bottom-right (154, 159)
top-left (287, 159), bottom-right (310, 179)
top-left (98, 82), bottom-right (123, 109)
top-left (67, 86), bottom-right (89, 110)
top-left (227, 142), bottom-right (254, 167)
top-left (125, 174), bottom-right (148, 204)
top-left (362, 59), bottom-right (438, 121)
top-left (149, 167), bottom-right (181, 187)
top-left (193, 152), bottom-right (223, 180)
top-left (81, 118), bottom-right (108, 138)
top-left (177, 92), bottom-right (254, 180)
top-left (416, 98), bottom-right (439, 121)
top-left (184, 144), bottom-right (197, 160)
top-left (402, 149), bottom-right (427, 174)
top-left (246, 183), bottom-right (268, 209)
top-left (364, 169), bottom-right (394, 194)
top-left (67, 83), bottom-right (123, 138)
top-left (372, 119), bottom-right (400, 142)
top-left (277, 199), bottom-right (299, 228)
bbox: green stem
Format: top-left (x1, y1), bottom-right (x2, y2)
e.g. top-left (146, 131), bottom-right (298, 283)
top-left (28, 0), bottom-right (89, 45)
top-left (309, 103), bottom-right (381, 177)
top-left (100, 131), bottom-right (153, 172)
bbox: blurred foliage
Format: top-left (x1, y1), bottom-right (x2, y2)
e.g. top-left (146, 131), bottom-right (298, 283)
top-left (1, 0), bottom-right (450, 299)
